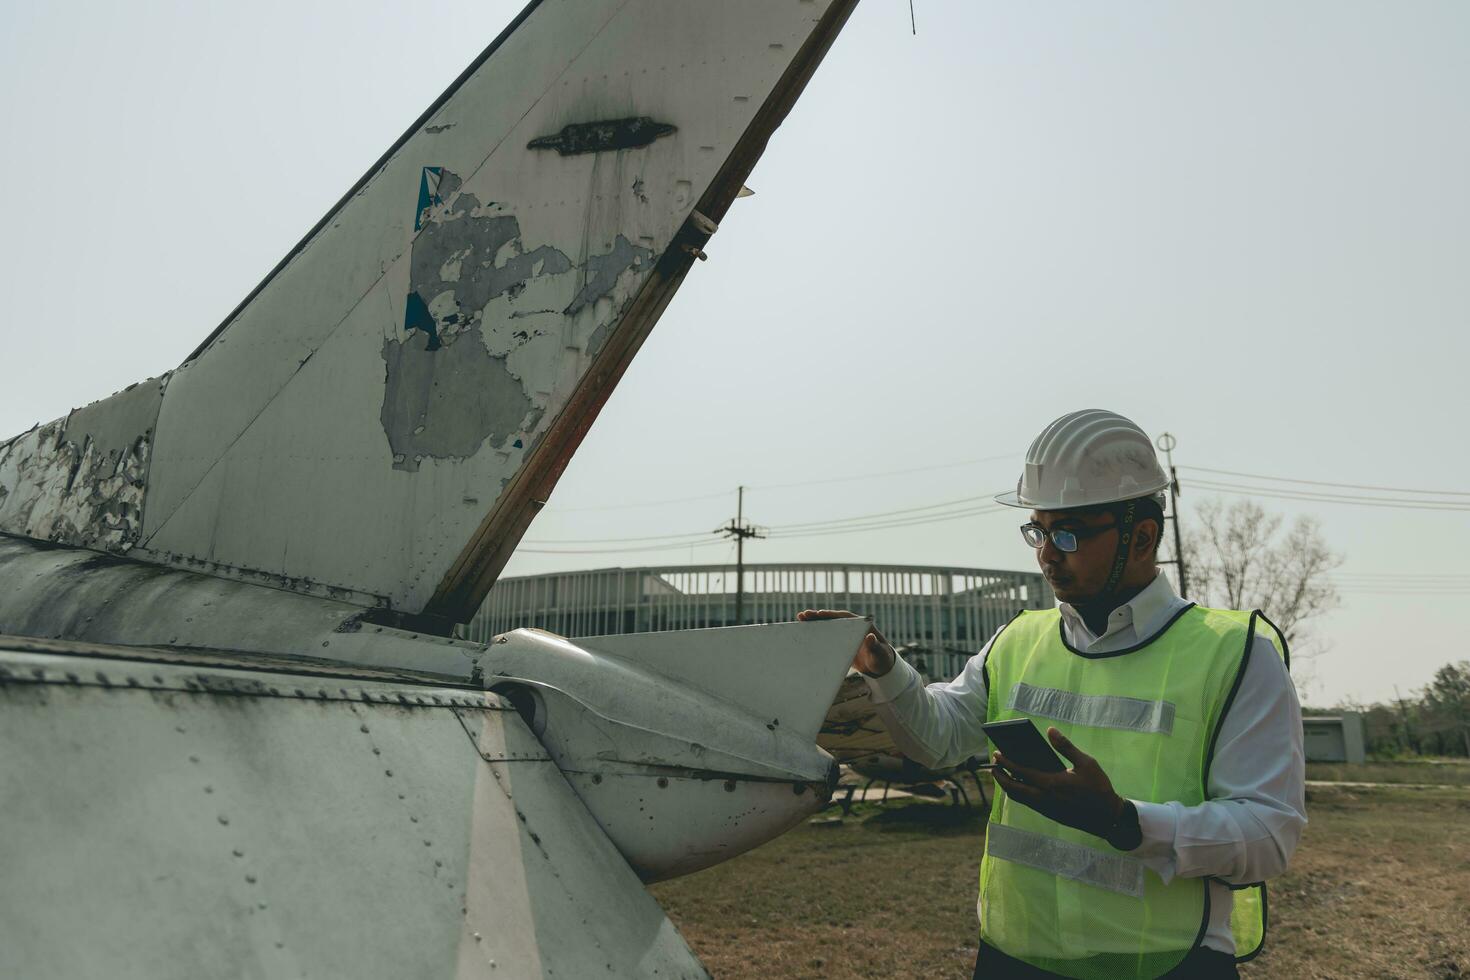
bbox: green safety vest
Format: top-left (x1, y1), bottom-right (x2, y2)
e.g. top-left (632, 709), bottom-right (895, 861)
top-left (978, 604), bottom-right (1287, 979)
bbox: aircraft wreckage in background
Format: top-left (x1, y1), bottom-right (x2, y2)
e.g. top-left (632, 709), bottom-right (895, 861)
top-left (0, 2), bottom-right (865, 976)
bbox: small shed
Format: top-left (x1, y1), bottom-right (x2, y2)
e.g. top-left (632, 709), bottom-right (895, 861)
top-left (1303, 713), bottom-right (1366, 763)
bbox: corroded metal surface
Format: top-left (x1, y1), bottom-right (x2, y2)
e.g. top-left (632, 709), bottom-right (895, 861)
top-left (0, 378), bottom-right (163, 551)
top-left (527, 116), bottom-right (679, 155)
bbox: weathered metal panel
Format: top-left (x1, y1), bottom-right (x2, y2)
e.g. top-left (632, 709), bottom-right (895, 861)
top-left (0, 647), bottom-right (708, 979)
top-left (0, 534), bottom-right (867, 885)
top-left (0, 533), bottom-right (490, 681)
top-left (0, 377), bottom-right (165, 551)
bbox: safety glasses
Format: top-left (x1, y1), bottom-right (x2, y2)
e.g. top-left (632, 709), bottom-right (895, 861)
top-left (1019, 521), bottom-right (1117, 554)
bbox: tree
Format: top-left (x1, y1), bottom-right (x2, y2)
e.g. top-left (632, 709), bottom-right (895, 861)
top-left (1422, 661), bottom-right (1470, 757)
top-left (1181, 498), bottom-right (1344, 656)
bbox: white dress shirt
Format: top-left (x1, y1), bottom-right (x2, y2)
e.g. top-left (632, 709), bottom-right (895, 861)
top-left (865, 571), bottom-right (1307, 955)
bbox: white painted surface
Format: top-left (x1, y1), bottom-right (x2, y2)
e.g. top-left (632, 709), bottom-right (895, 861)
top-left (0, 539), bottom-right (871, 886)
top-left (134, 0), bottom-right (840, 612)
top-left (485, 618), bottom-right (866, 879)
top-left (0, 0), bottom-right (849, 617)
top-left (0, 648), bottom-right (708, 979)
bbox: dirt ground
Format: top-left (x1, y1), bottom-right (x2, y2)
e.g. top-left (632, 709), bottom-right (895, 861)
top-left (650, 772), bottom-right (1470, 979)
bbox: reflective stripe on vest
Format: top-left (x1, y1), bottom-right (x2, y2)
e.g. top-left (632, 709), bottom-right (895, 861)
top-left (978, 605), bottom-right (1285, 980)
top-left (985, 823), bottom-right (1146, 898)
top-left (1006, 682), bottom-right (1176, 735)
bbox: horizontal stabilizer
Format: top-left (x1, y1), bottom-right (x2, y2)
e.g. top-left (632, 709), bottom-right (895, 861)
top-left (576, 617), bottom-right (869, 743)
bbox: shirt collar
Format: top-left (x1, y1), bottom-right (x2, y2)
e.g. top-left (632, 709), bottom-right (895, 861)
top-left (1057, 571), bottom-right (1180, 644)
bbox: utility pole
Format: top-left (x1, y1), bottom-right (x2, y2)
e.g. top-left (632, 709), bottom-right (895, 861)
top-left (1155, 433), bottom-right (1189, 598)
top-left (716, 486), bottom-right (765, 626)
top-left (1393, 684), bottom-right (1416, 754)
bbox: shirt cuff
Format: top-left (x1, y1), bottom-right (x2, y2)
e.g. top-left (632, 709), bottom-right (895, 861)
top-left (864, 655), bottom-right (920, 705)
top-left (1130, 800), bottom-right (1181, 883)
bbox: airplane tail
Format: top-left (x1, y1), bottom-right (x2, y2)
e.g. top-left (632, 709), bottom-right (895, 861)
top-left (0, 0), bottom-right (858, 625)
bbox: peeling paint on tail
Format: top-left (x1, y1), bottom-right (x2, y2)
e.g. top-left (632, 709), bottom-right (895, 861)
top-left (382, 168), bottom-right (652, 472)
top-left (0, 377), bottom-right (165, 551)
top-left (564, 235), bottom-right (653, 318)
top-left (380, 329), bottom-right (532, 473)
top-left (413, 165), bottom-right (445, 232)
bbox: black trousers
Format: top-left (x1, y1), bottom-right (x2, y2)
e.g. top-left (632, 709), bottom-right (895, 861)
top-left (973, 941), bottom-right (1239, 979)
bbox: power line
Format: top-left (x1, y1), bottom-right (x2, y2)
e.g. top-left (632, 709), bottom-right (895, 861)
top-left (1187, 478), bottom-right (1470, 512)
top-left (1335, 574), bottom-right (1470, 580)
top-left (1331, 580), bottom-right (1470, 590)
top-left (1189, 476), bottom-right (1470, 506)
top-left (747, 453), bottom-right (1014, 493)
top-left (1340, 581), bottom-right (1470, 590)
top-left (541, 489), bottom-right (733, 514)
top-left (1336, 589), bottom-right (1470, 596)
top-left (524, 461), bottom-right (1468, 551)
top-left (538, 459), bottom-right (1459, 517)
top-left (774, 506), bottom-right (1009, 537)
top-left (1334, 583), bottom-right (1470, 590)
top-left (1334, 572), bottom-right (1470, 580)
top-left (768, 505), bottom-right (1010, 540)
top-left (1335, 584), bottom-right (1470, 589)
top-left (523, 531), bottom-right (717, 549)
top-left (766, 493), bottom-right (994, 531)
top-left (1180, 465), bottom-right (1470, 498)
top-left (528, 496), bottom-right (1009, 548)
top-left (523, 502), bottom-right (1012, 550)
top-left (1334, 580), bottom-right (1470, 586)
top-left (517, 538), bottom-right (730, 556)
top-left (539, 453), bottom-right (1019, 514)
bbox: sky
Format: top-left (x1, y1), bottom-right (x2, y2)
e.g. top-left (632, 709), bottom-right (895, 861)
top-left (2, 1), bottom-right (1467, 707)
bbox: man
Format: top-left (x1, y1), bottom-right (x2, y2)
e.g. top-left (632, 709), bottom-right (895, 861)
top-left (801, 409), bottom-right (1305, 979)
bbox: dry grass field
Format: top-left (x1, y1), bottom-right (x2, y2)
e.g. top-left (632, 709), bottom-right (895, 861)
top-left (651, 768), bottom-right (1470, 979)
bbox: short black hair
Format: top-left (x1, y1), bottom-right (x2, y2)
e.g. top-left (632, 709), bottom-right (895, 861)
top-left (1132, 496), bottom-right (1165, 558)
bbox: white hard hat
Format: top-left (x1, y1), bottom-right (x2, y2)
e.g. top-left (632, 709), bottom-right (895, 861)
top-left (996, 409), bottom-right (1170, 511)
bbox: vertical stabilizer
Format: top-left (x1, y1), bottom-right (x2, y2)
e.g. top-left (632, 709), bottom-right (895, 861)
top-left (0, 0), bottom-right (859, 621)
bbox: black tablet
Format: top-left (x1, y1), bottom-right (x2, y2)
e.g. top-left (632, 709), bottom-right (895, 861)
top-left (982, 718), bottom-right (1066, 774)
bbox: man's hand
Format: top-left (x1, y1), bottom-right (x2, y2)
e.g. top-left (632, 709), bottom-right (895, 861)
top-left (991, 727), bottom-right (1126, 840)
top-left (796, 609), bottom-right (896, 678)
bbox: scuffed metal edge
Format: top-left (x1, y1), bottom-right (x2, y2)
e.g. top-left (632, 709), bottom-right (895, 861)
top-left (422, 0), bottom-right (863, 625)
top-left (127, 544), bottom-right (392, 609)
top-left (0, 630), bottom-right (484, 694)
top-left (0, 656), bottom-right (508, 714)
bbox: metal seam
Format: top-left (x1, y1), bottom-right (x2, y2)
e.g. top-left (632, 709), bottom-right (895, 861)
top-left (0, 668), bottom-right (504, 710)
